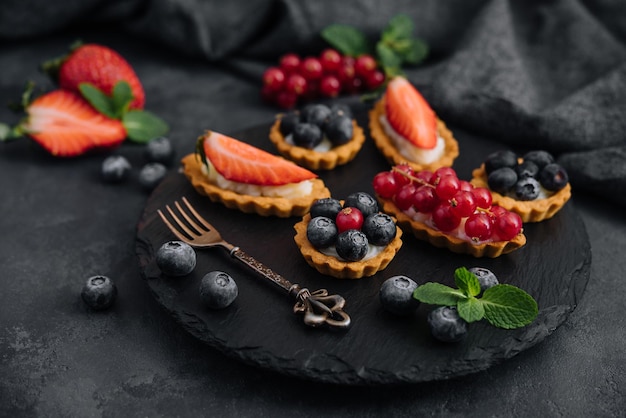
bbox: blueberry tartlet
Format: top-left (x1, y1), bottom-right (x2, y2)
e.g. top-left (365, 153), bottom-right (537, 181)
top-left (470, 150), bottom-right (571, 222)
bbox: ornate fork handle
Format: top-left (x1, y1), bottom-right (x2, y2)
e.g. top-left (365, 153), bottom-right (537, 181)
top-left (226, 246), bottom-right (351, 329)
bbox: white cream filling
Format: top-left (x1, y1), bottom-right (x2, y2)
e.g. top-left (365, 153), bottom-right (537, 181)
top-left (201, 162), bottom-right (313, 198)
top-left (285, 133), bottom-right (334, 152)
top-left (379, 115), bottom-right (445, 164)
top-left (319, 243), bottom-right (384, 262)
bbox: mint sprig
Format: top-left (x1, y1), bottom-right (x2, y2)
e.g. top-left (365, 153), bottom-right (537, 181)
top-left (413, 267), bottom-right (538, 329)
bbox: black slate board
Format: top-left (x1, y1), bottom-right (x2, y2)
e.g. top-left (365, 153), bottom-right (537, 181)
top-left (135, 115), bottom-right (591, 385)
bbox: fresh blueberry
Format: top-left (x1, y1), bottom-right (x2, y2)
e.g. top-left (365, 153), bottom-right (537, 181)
top-left (427, 306), bottom-right (469, 343)
top-left (310, 198), bottom-right (343, 220)
top-left (279, 111), bottom-right (300, 136)
top-left (539, 163), bottom-right (569, 191)
top-left (324, 114), bottom-right (353, 146)
top-left (468, 267), bottom-right (499, 292)
top-left (156, 241), bottom-right (196, 276)
top-left (523, 150), bottom-right (555, 170)
top-left (344, 192), bottom-right (379, 218)
top-left (138, 162), bottom-right (167, 191)
top-left (379, 275), bottom-right (420, 315)
top-left (101, 155), bottom-right (131, 183)
top-left (484, 150), bottom-right (518, 174)
top-left (335, 230), bottom-right (369, 261)
top-left (487, 167), bottom-right (518, 194)
top-left (145, 136), bottom-right (175, 166)
top-left (301, 104), bottom-right (332, 128)
top-left (514, 177), bottom-right (541, 200)
top-left (515, 160), bottom-right (539, 179)
top-left (306, 216), bottom-right (338, 248)
top-left (330, 103), bottom-right (353, 119)
top-left (81, 275), bottom-right (117, 310)
top-left (199, 271), bottom-right (238, 309)
top-left (292, 123), bottom-right (323, 149)
top-left (362, 213), bottom-right (396, 246)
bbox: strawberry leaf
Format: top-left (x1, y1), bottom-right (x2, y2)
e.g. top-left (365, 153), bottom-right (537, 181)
top-left (111, 81), bottom-right (133, 119)
top-left (321, 24), bottom-right (371, 57)
top-left (122, 110), bottom-right (169, 143)
top-left (79, 82), bottom-right (116, 118)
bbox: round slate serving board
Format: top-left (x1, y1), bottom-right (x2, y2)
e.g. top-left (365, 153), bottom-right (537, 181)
top-left (135, 114), bottom-right (591, 385)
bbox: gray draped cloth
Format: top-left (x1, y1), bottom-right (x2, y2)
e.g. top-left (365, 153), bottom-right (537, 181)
top-left (2, 0), bottom-right (625, 206)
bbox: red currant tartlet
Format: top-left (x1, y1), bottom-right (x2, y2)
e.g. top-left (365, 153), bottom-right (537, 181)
top-left (373, 165), bottom-right (526, 258)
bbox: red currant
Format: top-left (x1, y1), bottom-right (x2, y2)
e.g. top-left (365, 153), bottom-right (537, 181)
top-left (354, 54), bottom-right (378, 79)
top-left (414, 170), bottom-right (433, 185)
top-left (275, 90), bottom-right (298, 109)
top-left (279, 54), bottom-right (301, 75)
top-left (459, 180), bottom-right (473, 192)
top-left (394, 183), bottom-right (417, 211)
top-left (337, 56), bottom-right (356, 84)
top-left (449, 190), bottom-right (476, 218)
top-left (435, 175), bottom-right (460, 200)
top-left (336, 207), bottom-right (364, 233)
top-left (319, 75), bottom-right (341, 97)
top-left (285, 73), bottom-right (308, 96)
top-left (392, 164), bottom-right (414, 187)
top-left (413, 185), bottom-right (439, 213)
top-left (493, 211), bottom-right (522, 241)
top-left (262, 67), bottom-right (285, 92)
top-left (300, 57), bottom-right (323, 81)
top-left (365, 70), bottom-right (386, 90)
top-left (372, 171), bottom-right (399, 199)
top-left (471, 187), bottom-right (493, 209)
top-left (465, 212), bottom-right (493, 241)
top-left (319, 49), bottom-right (342, 73)
top-left (430, 166), bottom-right (457, 184)
top-left (432, 202), bottom-right (461, 232)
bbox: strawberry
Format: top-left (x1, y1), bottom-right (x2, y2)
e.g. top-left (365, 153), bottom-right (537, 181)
top-left (200, 131), bottom-right (317, 186)
top-left (44, 43), bottom-right (145, 110)
top-left (21, 90), bottom-right (127, 157)
top-left (384, 76), bottom-right (437, 149)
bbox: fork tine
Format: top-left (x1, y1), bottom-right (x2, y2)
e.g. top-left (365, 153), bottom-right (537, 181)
top-left (165, 204), bottom-right (199, 239)
top-left (157, 208), bottom-right (191, 242)
top-left (181, 197), bottom-right (213, 231)
top-left (174, 200), bottom-right (206, 234)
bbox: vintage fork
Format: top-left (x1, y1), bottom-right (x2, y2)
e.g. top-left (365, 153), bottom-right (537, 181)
top-left (157, 197), bottom-right (351, 329)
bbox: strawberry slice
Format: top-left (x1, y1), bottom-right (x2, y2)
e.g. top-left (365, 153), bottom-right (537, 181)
top-left (202, 131), bottom-right (317, 186)
top-left (384, 76), bottom-right (437, 149)
top-left (23, 90), bottom-right (127, 157)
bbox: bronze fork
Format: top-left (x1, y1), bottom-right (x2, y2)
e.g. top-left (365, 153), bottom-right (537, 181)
top-left (157, 197), bottom-right (351, 329)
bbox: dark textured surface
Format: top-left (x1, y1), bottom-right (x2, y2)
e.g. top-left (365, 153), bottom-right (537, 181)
top-left (1, 6), bottom-right (626, 416)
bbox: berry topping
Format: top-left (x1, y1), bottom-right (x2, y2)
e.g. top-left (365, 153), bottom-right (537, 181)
top-left (101, 155), bottom-right (131, 183)
top-left (379, 275), bottom-right (420, 316)
top-left (515, 160), bottom-right (539, 179)
top-left (487, 167), bottom-right (518, 194)
top-left (307, 216), bottom-right (339, 248)
top-left (539, 163), bottom-right (569, 191)
top-left (468, 267), bottom-right (499, 292)
top-left (279, 111), bottom-right (300, 136)
top-left (310, 198), bottom-right (343, 219)
top-left (156, 241), bottom-right (197, 276)
top-left (330, 103), bottom-right (353, 119)
top-left (199, 271), bottom-right (238, 309)
top-left (514, 177), bottom-right (541, 201)
top-left (324, 114), bottom-right (353, 145)
top-left (292, 123), bottom-right (323, 149)
top-left (335, 230), bottom-right (369, 261)
top-left (344, 191), bottom-right (379, 218)
top-left (81, 275), bottom-right (118, 311)
top-left (427, 306), bottom-right (468, 342)
top-left (302, 104), bottom-right (332, 127)
top-left (523, 150), bottom-right (554, 169)
top-left (484, 150), bottom-right (518, 174)
top-left (362, 213), bottom-right (397, 246)
top-left (336, 207), bottom-right (364, 233)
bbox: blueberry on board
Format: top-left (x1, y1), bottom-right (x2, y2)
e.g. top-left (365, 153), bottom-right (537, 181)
top-left (468, 267), bottom-right (499, 292)
top-left (292, 123), bottom-right (323, 149)
top-left (539, 163), bottom-right (569, 191)
top-left (199, 271), bottom-right (238, 309)
top-left (362, 213), bottom-right (396, 246)
top-left (324, 114), bottom-right (353, 146)
top-left (514, 177), bottom-right (541, 201)
top-left (310, 198), bottom-right (343, 220)
top-left (344, 192), bottom-right (379, 218)
top-left (101, 155), bottom-right (131, 183)
top-left (156, 241), bottom-right (197, 276)
top-left (139, 162), bottom-right (168, 191)
top-left (487, 167), bottom-right (518, 194)
top-left (330, 103), bottom-right (353, 119)
top-left (301, 104), bottom-right (332, 128)
top-left (279, 111), bottom-right (300, 136)
top-left (515, 160), bottom-right (539, 179)
top-left (523, 150), bottom-right (554, 170)
top-left (336, 230), bottom-right (369, 262)
top-left (427, 306), bottom-right (469, 343)
top-left (306, 216), bottom-right (338, 248)
top-left (81, 275), bottom-right (117, 310)
top-left (379, 275), bottom-right (420, 316)
top-left (484, 150), bottom-right (518, 174)
top-left (145, 136), bottom-right (175, 165)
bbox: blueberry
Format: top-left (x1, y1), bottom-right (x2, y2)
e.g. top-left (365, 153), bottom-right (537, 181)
top-left (523, 150), bottom-right (554, 170)
top-left (335, 230), bottom-right (369, 262)
top-left (81, 275), bottom-right (117, 310)
top-left (468, 267), bottom-right (499, 292)
top-left (344, 192), bottom-right (379, 218)
top-left (101, 155), bottom-right (131, 183)
top-left (145, 136), bottom-right (175, 166)
top-left (156, 241), bottom-right (196, 276)
top-left (484, 150), bottom-right (518, 174)
top-left (539, 163), bottom-right (569, 191)
top-left (362, 213), bottom-right (396, 246)
top-left (301, 104), bottom-right (332, 128)
top-left (324, 114), bottom-right (353, 145)
top-left (310, 198), bottom-right (343, 220)
top-left (514, 177), bottom-right (541, 201)
top-left (306, 216), bottom-right (338, 248)
top-left (379, 275), bottom-right (420, 315)
top-left (292, 123), bottom-right (323, 149)
top-left (279, 111), bottom-right (300, 136)
top-left (199, 271), bottom-right (238, 309)
top-left (139, 162), bottom-right (167, 191)
top-left (330, 103), bottom-right (353, 119)
top-left (487, 167), bottom-right (518, 194)
top-left (515, 160), bottom-right (539, 179)
top-left (427, 306), bottom-right (469, 342)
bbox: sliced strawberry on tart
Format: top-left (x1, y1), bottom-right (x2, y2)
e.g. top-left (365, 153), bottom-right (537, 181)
top-left (181, 131), bottom-right (331, 217)
top-left (369, 76), bottom-right (459, 172)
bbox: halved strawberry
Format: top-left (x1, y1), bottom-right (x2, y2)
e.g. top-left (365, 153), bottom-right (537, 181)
top-left (384, 76), bottom-right (437, 149)
top-left (200, 131), bottom-right (317, 186)
top-left (22, 90), bottom-right (127, 157)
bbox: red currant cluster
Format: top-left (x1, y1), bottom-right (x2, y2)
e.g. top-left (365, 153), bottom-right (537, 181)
top-left (372, 165), bottom-right (523, 242)
top-left (261, 49), bottom-right (386, 109)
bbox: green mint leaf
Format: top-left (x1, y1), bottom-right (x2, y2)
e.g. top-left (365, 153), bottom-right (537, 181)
top-left (457, 296), bottom-right (485, 323)
top-left (321, 24), bottom-right (370, 57)
top-left (481, 284), bottom-right (539, 329)
top-left (382, 14), bottom-right (414, 42)
top-left (376, 42), bottom-right (403, 76)
top-left (122, 110), bottom-right (169, 143)
top-left (413, 282), bottom-right (466, 306)
top-left (111, 81), bottom-right (133, 119)
top-left (79, 83), bottom-right (116, 118)
top-left (402, 39), bottom-right (429, 65)
top-left (454, 267), bottom-right (482, 297)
